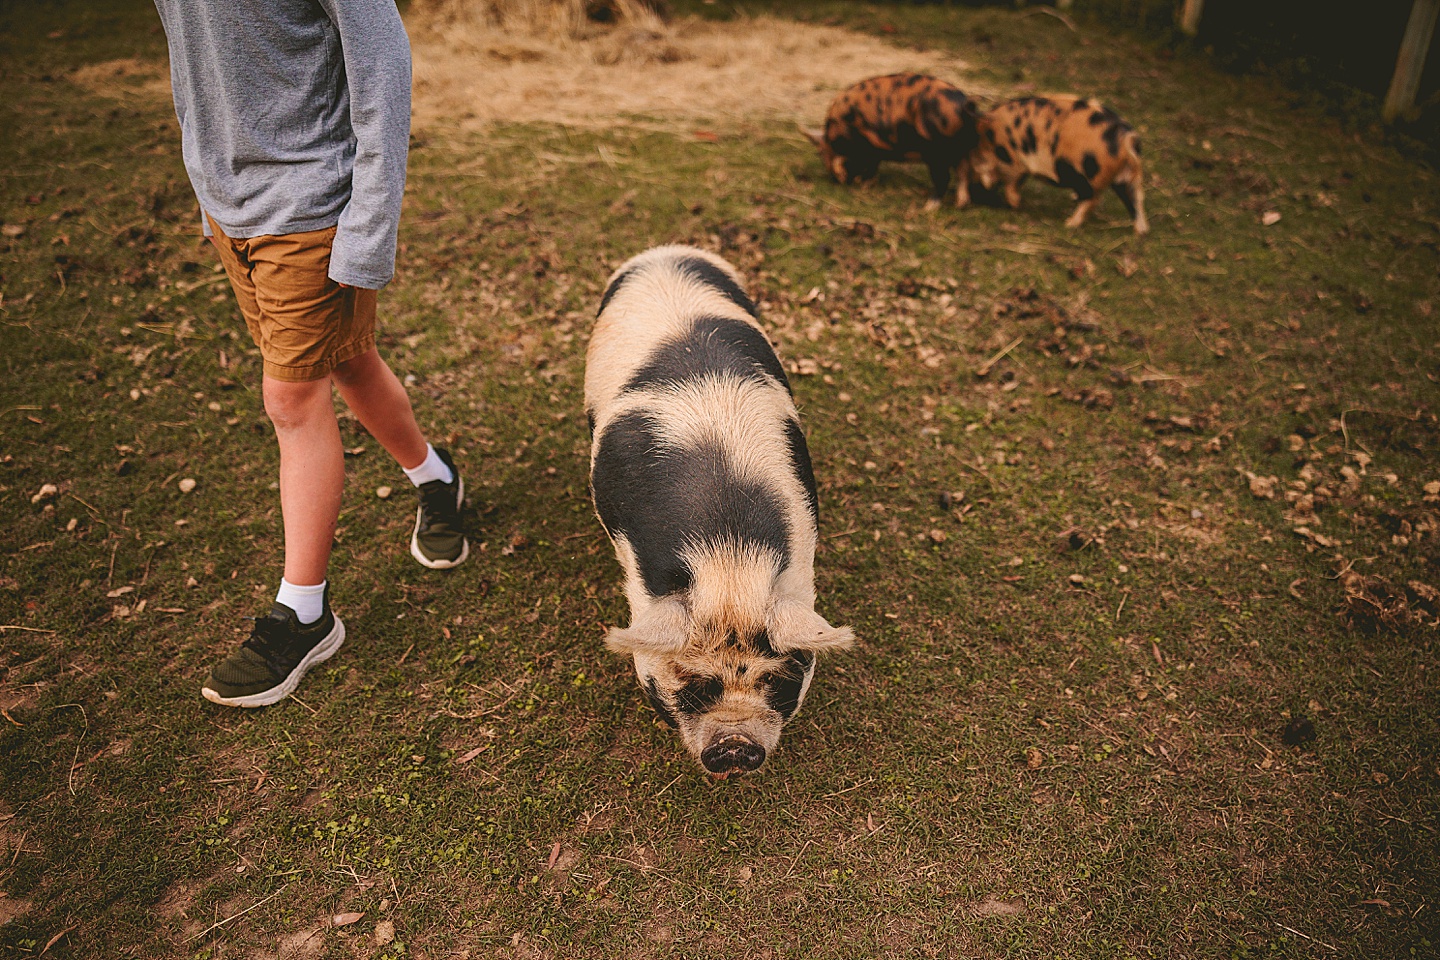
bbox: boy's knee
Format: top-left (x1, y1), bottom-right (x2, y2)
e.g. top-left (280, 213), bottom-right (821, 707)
top-left (330, 348), bottom-right (382, 388)
top-left (263, 378), bottom-right (332, 431)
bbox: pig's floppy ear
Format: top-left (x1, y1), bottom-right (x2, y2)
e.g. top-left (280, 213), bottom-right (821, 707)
top-left (605, 598), bottom-right (690, 656)
top-left (768, 600), bottom-right (855, 654)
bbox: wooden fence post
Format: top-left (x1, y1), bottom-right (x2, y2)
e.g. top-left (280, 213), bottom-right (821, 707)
top-left (1384, 0), bottom-right (1440, 122)
top-left (1180, 0), bottom-right (1204, 36)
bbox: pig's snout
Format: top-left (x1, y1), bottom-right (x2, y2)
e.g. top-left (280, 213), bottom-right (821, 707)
top-left (701, 735), bottom-right (766, 777)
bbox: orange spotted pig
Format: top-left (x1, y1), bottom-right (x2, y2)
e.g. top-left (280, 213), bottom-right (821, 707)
top-left (962, 95), bottom-right (1148, 234)
top-left (803, 73), bottom-right (981, 210)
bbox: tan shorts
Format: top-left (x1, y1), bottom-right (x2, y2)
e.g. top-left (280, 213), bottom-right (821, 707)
top-left (206, 215), bottom-right (377, 382)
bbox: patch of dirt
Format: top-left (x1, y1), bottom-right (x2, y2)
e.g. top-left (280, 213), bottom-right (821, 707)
top-left (0, 896), bottom-right (32, 926)
top-left (69, 57), bottom-right (172, 100)
top-left (408, 4), bottom-right (982, 131)
top-left (265, 923), bottom-right (327, 960)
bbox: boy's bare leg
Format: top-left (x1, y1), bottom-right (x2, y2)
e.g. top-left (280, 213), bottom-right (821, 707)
top-left (332, 347), bottom-right (428, 471)
top-left (263, 375), bottom-right (345, 586)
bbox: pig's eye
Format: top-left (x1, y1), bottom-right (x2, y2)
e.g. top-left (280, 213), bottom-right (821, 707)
top-left (673, 674), bottom-right (725, 717)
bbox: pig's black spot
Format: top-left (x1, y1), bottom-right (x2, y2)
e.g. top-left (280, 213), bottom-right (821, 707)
top-left (598, 264), bottom-right (639, 316)
top-left (675, 674), bottom-right (725, 716)
top-left (785, 417), bottom-right (819, 521)
top-left (763, 651), bottom-right (815, 720)
top-left (623, 315), bottom-right (791, 396)
top-left (752, 627), bottom-right (779, 659)
top-left (1082, 152), bottom-right (1100, 179)
top-left (646, 677), bottom-right (678, 728)
top-left (1102, 123), bottom-right (1124, 156)
top-left (675, 256), bottom-right (759, 318)
top-left (995, 145), bottom-right (1013, 165)
top-left (1050, 133), bottom-right (1060, 154)
top-left (1088, 110), bottom-right (1109, 127)
top-left (1132, 137), bottom-right (1142, 156)
top-left (1020, 124), bottom-right (1037, 154)
top-left (586, 408), bottom-right (596, 436)
top-left (1054, 158), bottom-right (1094, 199)
top-left (985, 128), bottom-right (997, 145)
top-left (591, 412), bottom-right (791, 599)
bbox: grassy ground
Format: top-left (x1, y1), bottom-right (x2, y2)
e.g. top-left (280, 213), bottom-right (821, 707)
top-left (2, 1), bottom-right (1438, 957)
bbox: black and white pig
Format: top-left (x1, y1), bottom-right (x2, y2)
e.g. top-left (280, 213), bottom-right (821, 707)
top-left (585, 245), bottom-right (854, 778)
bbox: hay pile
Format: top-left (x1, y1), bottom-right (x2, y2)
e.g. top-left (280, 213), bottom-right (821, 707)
top-left (407, 0), bottom-right (981, 131)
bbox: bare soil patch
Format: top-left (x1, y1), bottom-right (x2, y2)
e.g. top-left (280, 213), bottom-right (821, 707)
top-left (68, 57), bottom-right (172, 100)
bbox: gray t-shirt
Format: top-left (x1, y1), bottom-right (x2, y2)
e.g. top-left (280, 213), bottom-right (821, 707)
top-left (153, 0), bottom-right (411, 289)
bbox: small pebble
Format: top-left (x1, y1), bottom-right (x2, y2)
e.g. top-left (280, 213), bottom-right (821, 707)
top-left (178, 478), bottom-right (197, 493)
top-left (376, 485), bottom-right (393, 500)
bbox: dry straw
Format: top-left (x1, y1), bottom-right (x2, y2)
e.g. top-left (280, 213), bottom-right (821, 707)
top-left (408, 0), bottom-right (983, 131)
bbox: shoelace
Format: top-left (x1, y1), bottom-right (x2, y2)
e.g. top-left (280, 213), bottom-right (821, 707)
top-left (241, 615), bottom-right (294, 674)
top-left (419, 481), bottom-right (459, 529)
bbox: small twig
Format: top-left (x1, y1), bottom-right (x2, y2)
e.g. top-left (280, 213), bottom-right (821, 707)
top-left (52, 703), bottom-right (88, 796)
top-left (0, 625), bottom-right (57, 634)
top-left (822, 777), bottom-right (874, 800)
top-left (9, 830), bottom-right (28, 867)
top-left (1273, 920), bottom-right (1337, 952)
top-left (824, 527), bottom-right (859, 539)
top-left (67, 493), bottom-right (106, 523)
top-left (1114, 590), bottom-right (1129, 622)
top-left (185, 885), bottom-right (290, 943)
top-left (396, 643), bottom-right (415, 667)
top-left (975, 336), bottom-right (1023, 377)
top-left (106, 540), bottom-right (119, 588)
top-left (654, 773), bottom-right (684, 797)
top-left (781, 839), bottom-right (813, 881)
top-left (1022, 6), bottom-right (1079, 32)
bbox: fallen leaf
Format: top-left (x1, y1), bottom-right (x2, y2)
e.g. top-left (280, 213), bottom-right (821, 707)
top-left (454, 745), bottom-right (487, 764)
top-left (332, 912), bottom-right (364, 927)
top-left (1261, 211), bottom-right (1281, 225)
top-left (2, 224), bottom-right (25, 238)
top-left (546, 841), bottom-right (561, 870)
top-left (973, 898), bottom-right (1024, 917)
top-left (106, 586), bottom-right (134, 598)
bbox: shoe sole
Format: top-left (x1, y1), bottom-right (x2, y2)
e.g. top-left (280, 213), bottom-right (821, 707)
top-left (201, 616), bottom-right (346, 708)
top-left (411, 476), bottom-right (469, 570)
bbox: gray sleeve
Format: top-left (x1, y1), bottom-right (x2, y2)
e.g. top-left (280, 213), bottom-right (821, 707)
top-left (319, 0), bottom-right (412, 289)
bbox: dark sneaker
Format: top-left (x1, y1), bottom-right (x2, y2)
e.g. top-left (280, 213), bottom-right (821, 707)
top-left (201, 593), bottom-right (345, 708)
top-left (411, 447), bottom-right (469, 569)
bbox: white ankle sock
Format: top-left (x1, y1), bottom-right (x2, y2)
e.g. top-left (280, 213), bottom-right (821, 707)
top-left (404, 444), bottom-right (454, 487)
top-left (276, 578), bottom-right (327, 625)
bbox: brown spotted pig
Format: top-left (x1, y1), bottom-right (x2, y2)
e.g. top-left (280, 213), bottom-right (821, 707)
top-left (804, 73), bottom-right (981, 210)
top-left (962, 95), bottom-right (1148, 234)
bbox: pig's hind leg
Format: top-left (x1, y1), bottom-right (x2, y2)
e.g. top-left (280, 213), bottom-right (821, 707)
top-left (923, 157), bottom-right (953, 211)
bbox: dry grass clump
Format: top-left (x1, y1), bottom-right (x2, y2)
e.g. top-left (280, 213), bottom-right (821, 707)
top-left (413, 0), bottom-right (682, 66)
top-left (1339, 572), bottom-right (1440, 633)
